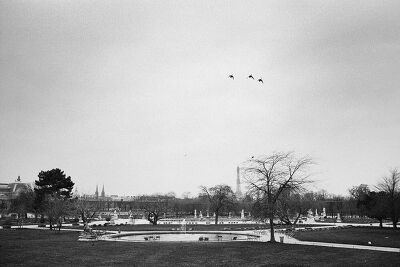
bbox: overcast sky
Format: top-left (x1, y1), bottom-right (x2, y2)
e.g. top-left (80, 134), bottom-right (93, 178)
top-left (1, 0), bottom-right (399, 197)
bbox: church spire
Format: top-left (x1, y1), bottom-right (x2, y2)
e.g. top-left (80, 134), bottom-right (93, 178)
top-left (95, 185), bottom-right (99, 199)
top-left (101, 184), bottom-right (105, 198)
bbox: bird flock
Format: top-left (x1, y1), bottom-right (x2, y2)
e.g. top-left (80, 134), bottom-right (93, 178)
top-left (228, 74), bottom-right (263, 83)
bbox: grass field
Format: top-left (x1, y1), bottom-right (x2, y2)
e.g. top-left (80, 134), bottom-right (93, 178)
top-left (1, 229), bottom-right (400, 266)
top-left (293, 227), bottom-right (400, 248)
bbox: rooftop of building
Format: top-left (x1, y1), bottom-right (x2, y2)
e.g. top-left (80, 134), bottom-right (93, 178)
top-left (0, 177), bottom-right (33, 200)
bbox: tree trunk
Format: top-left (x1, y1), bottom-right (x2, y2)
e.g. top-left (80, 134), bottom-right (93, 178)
top-left (269, 217), bottom-right (276, 242)
top-left (379, 219), bottom-right (383, 228)
top-left (214, 212), bottom-right (219, 225)
top-left (148, 212), bottom-right (158, 225)
top-left (279, 213), bottom-right (291, 225)
top-left (293, 212), bottom-right (302, 225)
top-left (391, 207), bottom-right (398, 228)
top-left (284, 220), bottom-right (292, 225)
top-left (81, 212), bottom-right (86, 223)
top-left (20, 215), bottom-right (24, 228)
top-left (153, 213), bottom-right (158, 225)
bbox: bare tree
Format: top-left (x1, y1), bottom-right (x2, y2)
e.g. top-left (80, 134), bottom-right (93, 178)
top-left (243, 151), bottom-right (314, 242)
top-left (9, 189), bottom-right (35, 228)
top-left (349, 184), bottom-right (369, 200)
top-left (275, 192), bottom-right (297, 225)
top-left (364, 191), bottom-right (389, 227)
top-left (138, 195), bottom-right (172, 225)
top-left (43, 194), bottom-right (73, 231)
top-left (200, 184), bottom-right (236, 225)
top-left (349, 184), bottom-right (370, 217)
top-left (74, 198), bottom-right (102, 223)
top-left (376, 168), bottom-right (400, 228)
top-left (276, 191), bottom-right (313, 225)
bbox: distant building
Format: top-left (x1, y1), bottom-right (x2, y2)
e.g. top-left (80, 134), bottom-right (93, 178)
top-left (0, 176), bottom-right (32, 213)
top-left (81, 184), bottom-right (110, 201)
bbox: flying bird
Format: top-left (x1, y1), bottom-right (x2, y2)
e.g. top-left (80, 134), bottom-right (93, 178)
top-left (258, 78), bottom-right (263, 83)
top-left (248, 75), bottom-right (254, 79)
top-left (228, 75), bottom-right (234, 80)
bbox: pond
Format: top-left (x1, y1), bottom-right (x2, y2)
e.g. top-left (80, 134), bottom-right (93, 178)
top-left (107, 232), bottom-right (261, 242)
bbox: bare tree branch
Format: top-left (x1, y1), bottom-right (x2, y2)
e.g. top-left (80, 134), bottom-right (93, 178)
top-left (242, 151), bottom-right (314, 242)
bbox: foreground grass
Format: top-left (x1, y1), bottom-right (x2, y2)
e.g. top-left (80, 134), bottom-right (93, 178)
top-left (293, 227), bottom-right (400, 248)
top-left (1, 229), bottom-right (400, 266)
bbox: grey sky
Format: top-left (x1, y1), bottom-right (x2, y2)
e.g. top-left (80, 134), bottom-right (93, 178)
top-left (1, 0), bottom-right (399, 197)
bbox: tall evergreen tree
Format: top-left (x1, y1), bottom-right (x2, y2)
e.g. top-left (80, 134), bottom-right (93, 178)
top-left (34, 168), bottom-right (74, 201)
top-left (34, 168), bottom-right (74, 230)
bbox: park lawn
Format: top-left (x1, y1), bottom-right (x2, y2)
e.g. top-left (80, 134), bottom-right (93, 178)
top-left (293, 227), bottom-right (400, 248)
top-left (1, 229), bottom-right (400, 266)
